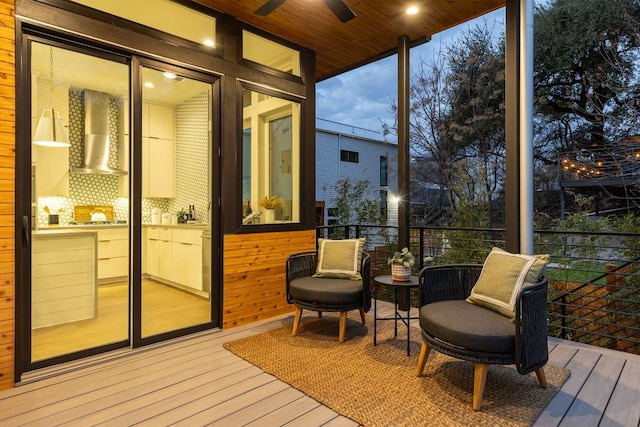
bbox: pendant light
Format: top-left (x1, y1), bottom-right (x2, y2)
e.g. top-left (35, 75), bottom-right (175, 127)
top-left (32, 46), bottom-right (70, 148)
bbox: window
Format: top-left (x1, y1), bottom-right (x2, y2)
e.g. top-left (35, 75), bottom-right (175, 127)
top-left (242, 88), bottom-right (301, 225)
top-left (380, 190), bottom-right (388, 217)
top-left (340, 150), bottom-right (359, 163)
top-left (380, 155), bottom-right (388, 186)
top-left (70, 0), bottom-right (216, 48)
top-left (242, 31), bottom-right (301, 76)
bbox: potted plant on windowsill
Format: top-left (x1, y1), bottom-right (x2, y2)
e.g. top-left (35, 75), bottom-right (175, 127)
top-left (258, 195), bottom-right (282, 223)
top-left (388, 247), bottom-right (415, 281)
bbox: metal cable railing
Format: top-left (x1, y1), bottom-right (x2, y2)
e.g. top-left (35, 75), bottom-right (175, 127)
top-left (316, 224), bottom-right (640, 355)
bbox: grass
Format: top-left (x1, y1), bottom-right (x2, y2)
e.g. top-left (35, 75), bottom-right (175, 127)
top-left (545, 260), bottom-right (609, 286)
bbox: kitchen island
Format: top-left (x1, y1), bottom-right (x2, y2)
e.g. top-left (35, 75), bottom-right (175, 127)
top-left (32, 229), bottom-right (98, 328)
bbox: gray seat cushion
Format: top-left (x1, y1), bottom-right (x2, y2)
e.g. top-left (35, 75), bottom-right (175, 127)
top-left (289, 276), bottom-right (363, 305)
top-left (419, 300), bottom-right (515, 354)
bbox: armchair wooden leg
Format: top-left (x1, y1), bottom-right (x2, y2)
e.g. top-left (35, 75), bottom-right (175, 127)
top-left (359, 307), bottom-right (366, 325)
top-left (292, 306), bottom-right (303, 336)
top-left (535, 367), bottom-right (548, 388)
top-left (317, 311), bottom-right (323, 318)
top-left (416, 342), bottom-right (431, 376)
top-left (473, 363), bottom-right (488, 411)
top-left (338, 311), bottom-right (347, 343)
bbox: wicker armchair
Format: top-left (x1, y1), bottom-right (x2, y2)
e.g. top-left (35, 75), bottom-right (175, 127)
top-left (415, 264), bottom-right (549, 410)
top-left (286, 251), bottom-right (371, 342)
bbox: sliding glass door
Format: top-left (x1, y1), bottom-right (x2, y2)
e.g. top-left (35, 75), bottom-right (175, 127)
top-left (25, 39), bottom-right (218, 369)
top-left (30, 41), bottom-right (131, 362)
top-left (139, 64), bottom-right (213, 339)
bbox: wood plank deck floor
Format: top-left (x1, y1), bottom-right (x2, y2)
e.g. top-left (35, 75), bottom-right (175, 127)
top-left (1, 300), bottom-right (639, 426)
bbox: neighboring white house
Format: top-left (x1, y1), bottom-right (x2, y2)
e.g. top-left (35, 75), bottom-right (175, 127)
top-left (315, 118), bottom-right (398, 226)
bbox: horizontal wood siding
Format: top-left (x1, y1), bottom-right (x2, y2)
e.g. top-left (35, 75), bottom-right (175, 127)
top-left (223, 230), bottom-right (316, 328)
top-left (0, 0), bottom-right (14, 390)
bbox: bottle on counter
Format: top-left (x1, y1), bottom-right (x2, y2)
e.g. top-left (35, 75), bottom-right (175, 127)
top-left (245, 200), bottom-right (252, 217)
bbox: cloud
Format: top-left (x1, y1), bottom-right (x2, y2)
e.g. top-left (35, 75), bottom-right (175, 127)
top-left (317, 55), bottom-right (397, 132)
top-left (317, 8), bottom-right (507, 134)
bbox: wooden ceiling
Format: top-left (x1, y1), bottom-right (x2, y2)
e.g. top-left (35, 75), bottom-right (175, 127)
top-left (191, 0), bottom-right (505, 81)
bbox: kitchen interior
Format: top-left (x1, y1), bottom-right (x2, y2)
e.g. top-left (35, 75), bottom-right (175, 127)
top-left (30, 41), bottom-right (214, 362)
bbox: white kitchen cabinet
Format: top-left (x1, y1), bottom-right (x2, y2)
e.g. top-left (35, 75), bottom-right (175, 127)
top-left (158, 227), bottom-right (174, 281)
top-left (142, 137), bottom-right (175, 198)
top-left (97, 227), bottom-right (128, 282)
top-left (145, 226), bottom-right (173, 280)
top-left (142, 102), bottom-right (175, 198)
top-left (171, 228), bottom-right (203, 291)
top-left (144, 226), bottom-right (203, 293)
top-left (148, 103), bottom-right (174, 139)
top-left (145, 226), bottom-right (160, 276)
top-left (32, 231), bottom-right (97, 328)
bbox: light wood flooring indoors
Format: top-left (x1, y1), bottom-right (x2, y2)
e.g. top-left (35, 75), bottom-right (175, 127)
top-left (2, 300), bottom-right (640, 426)
top-left (32, 279), bottom-right (211, 361)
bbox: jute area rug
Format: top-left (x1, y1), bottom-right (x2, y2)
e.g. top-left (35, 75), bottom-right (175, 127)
top-left (223, 312), bottom-right (570, 427)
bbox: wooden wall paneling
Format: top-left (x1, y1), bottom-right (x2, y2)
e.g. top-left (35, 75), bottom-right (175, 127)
top-left (0, 0), bottom-right (14, 391)
top-left (223, 230), bottom-right (315, 328)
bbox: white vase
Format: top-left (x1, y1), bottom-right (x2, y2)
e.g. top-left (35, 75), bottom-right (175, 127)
top-left (264, 209), bottom-right (275, 223)
top-left (391, 264), bottom-right (411, 281)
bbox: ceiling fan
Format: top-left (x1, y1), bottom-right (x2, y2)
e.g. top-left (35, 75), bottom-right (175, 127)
top-left (254, 0), bottom-right (356, 23)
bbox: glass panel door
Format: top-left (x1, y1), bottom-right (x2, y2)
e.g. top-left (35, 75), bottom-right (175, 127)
top-left (140, 65), bottom-right (212, 338)
top-left (27, 41), bottom-right (216, 368)
top-left (30, 41), bottom-right (130, 362)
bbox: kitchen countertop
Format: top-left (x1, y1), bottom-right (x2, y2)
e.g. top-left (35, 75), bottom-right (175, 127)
top-left (144, 223), bottom-right (209, 230)
top-left (37, 224), bottom-right (127, 231)
top-left (36, 223), bottom-right (210, 231)
top-left (33, 228), bottom-right (99, 236)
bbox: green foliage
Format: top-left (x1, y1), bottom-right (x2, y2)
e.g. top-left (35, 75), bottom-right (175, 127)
top-left (435, 198), bottom-right (492, 265)
top-left (613, 214), bottom-right (640, 260)
top-left (384, 23), bottom-right (506, 227)
top-left (387, 247), bottom-right (416, 267)
top-left (333, 177), bottom-right (371, 224)
top-left (331, 177), bottom-right (387, 240)
top-left (544, 260), bottom-right (607, 285)
top-left (536, 195), bottom-right (640, 284)
top-left (534, 0), bottom-right (640, 151)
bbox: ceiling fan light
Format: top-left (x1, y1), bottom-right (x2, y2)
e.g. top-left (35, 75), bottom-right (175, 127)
top-left (33, 108), bottom-right (70, 148)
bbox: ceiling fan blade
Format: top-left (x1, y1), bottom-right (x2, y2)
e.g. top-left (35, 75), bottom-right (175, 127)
top-left (322, 0), bottom-right (356, 23)
top-left (254, 0), bottom-right (287, 16)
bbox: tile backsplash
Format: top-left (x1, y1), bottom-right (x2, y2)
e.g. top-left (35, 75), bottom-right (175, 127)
top-left (38, 89), bottom-right (211, 228)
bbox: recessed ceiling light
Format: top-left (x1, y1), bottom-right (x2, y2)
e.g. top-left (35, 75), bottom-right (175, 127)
top-left (407, 6), bottom-right (419, 15)
top-left (144, 82), bottom-right (154, 88)
top-left (203, 39), bottom-right (215, 47)
top-left (163, 72), bottom-right (177, 79)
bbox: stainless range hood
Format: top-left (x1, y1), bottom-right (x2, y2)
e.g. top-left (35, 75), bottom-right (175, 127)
top-left (71, 89), bottom-right (128, 175)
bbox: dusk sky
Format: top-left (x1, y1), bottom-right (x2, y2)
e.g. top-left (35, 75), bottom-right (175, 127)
top-left (316, 7), bottom-right (507, 136)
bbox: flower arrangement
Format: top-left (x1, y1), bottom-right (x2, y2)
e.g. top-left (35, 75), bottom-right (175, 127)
top-left (387, 247), bottom-right (416, 268)
top-left (258, 195), bottom-right (282, 210)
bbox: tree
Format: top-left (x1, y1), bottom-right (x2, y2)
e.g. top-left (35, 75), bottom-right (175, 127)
top-left (534, 0), bottom-right (640, 214)
top-left (384, 24), bottom-right (506, 227)
top-left (332, 177), bottom-right (384, 225)
top-left (534, 0), bottom-right (640, 151)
